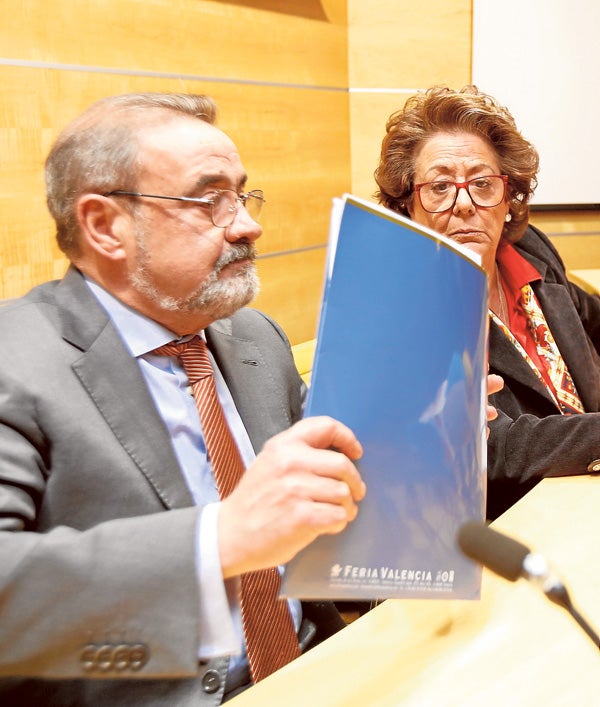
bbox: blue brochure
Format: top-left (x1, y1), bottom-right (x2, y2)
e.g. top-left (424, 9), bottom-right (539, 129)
top-left (282, 195), bottom-right (489, 600)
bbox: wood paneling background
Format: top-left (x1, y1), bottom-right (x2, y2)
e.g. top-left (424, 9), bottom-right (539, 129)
top-left (348, 0), bottom-right (472, 201)
top-left (0, 0), bottom-right (349, 344)
top-left (347, 0), bottom-right (600, 273)
top-left (1, 0), bottom-right (598, 346)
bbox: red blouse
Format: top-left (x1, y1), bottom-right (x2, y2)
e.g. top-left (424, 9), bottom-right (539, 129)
top-left (494, 240), bottom-right (558, 396)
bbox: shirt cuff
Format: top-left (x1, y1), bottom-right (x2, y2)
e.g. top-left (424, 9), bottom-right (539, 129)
top-left (196, 502), bottom-right (242, 659)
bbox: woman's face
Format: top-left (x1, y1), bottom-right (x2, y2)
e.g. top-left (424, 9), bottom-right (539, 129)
top-left (407, 131), bottom-right (510, 274)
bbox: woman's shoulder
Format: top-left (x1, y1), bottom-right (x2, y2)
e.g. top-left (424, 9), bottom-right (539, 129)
top-left (513, 223), bottom-right (566, 275)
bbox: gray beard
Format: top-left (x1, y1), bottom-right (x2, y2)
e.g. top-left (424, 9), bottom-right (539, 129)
top-left (130, 241), bottom-right (260, 320)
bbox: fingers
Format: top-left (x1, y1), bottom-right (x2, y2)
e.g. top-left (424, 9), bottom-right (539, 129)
top-left (487, 373), bottom-right (504, 396)
top-left (295, 444), bottom-right (365, 502)
top-left (486, 373), bottom-right (503, 425)
top-left (218, 416), bottom-right (365, 577)
top-left (486, 403), bottom-right (499, 423)
top-left (258, 416), bottom-right (365, 501)
top-left (263, 416), bottom-right (366, 502)
top-left (280, 415), bottom-right (363, 460)
top-left (288, 467), bottom-right (360, 520)
top-left (292, 499), bottom-right (357, 536)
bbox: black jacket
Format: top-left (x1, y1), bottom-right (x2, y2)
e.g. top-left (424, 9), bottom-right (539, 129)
top-left (487, 224), bottom-right (600, 520)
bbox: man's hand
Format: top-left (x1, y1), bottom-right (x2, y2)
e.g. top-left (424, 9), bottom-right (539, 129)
top-left (218, 416), bottom-right (364, 578)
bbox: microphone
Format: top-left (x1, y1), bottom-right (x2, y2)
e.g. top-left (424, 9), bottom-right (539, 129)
top-left (457, 521), bottom-right (600, 649)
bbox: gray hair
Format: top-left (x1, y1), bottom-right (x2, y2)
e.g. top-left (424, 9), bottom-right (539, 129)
top-left (45, 93), bottom-right (217, 255)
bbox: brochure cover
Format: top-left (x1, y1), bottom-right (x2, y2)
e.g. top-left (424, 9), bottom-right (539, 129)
top-left (281, 195), bottom-right (489, 600)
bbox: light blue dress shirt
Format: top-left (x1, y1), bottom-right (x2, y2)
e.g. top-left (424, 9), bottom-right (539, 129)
top-left (85, 278), bottom-right (301, 685)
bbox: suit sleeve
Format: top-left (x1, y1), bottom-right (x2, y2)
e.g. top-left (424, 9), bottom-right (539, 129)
top-left (0, 354), bottom-right (202, 679)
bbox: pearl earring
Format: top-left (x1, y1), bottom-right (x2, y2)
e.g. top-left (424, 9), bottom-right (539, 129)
top-left (505, 213), bottom-right (512, 223)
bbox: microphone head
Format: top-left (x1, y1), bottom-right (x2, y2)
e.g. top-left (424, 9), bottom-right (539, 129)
top-left (457, 521), bottom-right (530, 582)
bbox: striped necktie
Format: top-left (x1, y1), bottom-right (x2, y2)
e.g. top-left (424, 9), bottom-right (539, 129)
top-left (153, 336), bottom-right (300, 682)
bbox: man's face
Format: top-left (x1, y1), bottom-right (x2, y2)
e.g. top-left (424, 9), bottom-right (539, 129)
top-left (121, 116), bottom-right (262, 331)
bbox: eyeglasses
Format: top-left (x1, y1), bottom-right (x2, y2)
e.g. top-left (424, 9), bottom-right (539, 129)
top-left (413, 175), bottom-right (508, 213)
top-left (104, 188), bottom-right (265, 228)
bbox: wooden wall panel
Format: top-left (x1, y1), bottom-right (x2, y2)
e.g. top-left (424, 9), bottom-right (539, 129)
top-left (531, 212), bottom-right (600, 269)
top-left (348, 0), bottom-right (471, 89)
top-left (349, 93), bottom-right (411, 202)
top-left (346, 0), bottom-right (600, 266)
top-left (530, 211), bottom-right (600, 237)
top-left (2, 0), bottom-right (347, 87)
top-left (0, 1), bottom-right (349, 344)
top-left (254, 249), bottom-right (327, 344)
top-left (544, 235), bottom-right (600, 271)
top-left (3, 0), bottom-right (598, 347)
top-left (347, 0), bottom-right (472, 204)
top-left (0, 64), bottom-right (348, 293)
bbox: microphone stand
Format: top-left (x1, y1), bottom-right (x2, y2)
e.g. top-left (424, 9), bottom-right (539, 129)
top-left (524, 553), bottom-right (600, 649)
top-left (458, 522), bottom-right (600, 651)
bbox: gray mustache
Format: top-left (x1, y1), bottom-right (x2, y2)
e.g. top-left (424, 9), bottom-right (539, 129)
top-left (215, 244), bottom-right (256, 270)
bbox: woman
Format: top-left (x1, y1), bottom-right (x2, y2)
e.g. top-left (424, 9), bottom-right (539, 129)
top-left (375, 85), bottom-right (600, 520)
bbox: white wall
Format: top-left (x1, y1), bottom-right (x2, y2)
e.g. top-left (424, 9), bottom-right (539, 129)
top-left (472, 0), bottom-right (600, 208)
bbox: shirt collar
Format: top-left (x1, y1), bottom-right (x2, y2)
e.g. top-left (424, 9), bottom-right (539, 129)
top-left (84, 276), bottom-right (202, 357)
top-left (496, 239), bottom-right (542, 291)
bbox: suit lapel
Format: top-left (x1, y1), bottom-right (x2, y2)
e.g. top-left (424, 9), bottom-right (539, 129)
top-left (55, 269), bottom-right (194, 509)
top-left (488, 320), bottom-right (556, 405)
top-left (532, 281), bottom-right (600, 412)
top-left (206, 320), bottom-right (286, 455)
top-left (512, 238), bottom-right (600, 412)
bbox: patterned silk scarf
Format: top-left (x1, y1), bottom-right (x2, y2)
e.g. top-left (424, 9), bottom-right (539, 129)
top-left (491, 283), bottom-right (584, 415)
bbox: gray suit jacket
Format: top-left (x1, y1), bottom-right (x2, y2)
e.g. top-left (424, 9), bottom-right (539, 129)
top-left (487, 225), bottom-right (600, 519)
top-left (0, 267), bottom-right (342, 705)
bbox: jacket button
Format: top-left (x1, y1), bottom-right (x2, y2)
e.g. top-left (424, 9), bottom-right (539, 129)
top-left (129, 644), bottom-right (149, 671)
top-left (112, 644), bottom-right (131, 671)
top-left (80, 644), bottom-right (98, 671)
top-left (96, 645), bottom-right (113, 671)
top-left (587, 459), bottom-right (600, 473)
top-left (201, 669), bottom-right (221, 694)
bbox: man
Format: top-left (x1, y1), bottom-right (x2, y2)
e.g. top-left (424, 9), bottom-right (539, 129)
top-left (0, 93), bottom-right (365, 705)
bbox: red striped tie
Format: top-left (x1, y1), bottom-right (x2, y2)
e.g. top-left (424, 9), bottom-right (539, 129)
top-left (153, 337), bottom-right (300, 682)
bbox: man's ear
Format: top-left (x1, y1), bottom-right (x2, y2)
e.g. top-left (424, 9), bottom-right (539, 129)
top-left (76, 194), bottom-right (130, 261)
